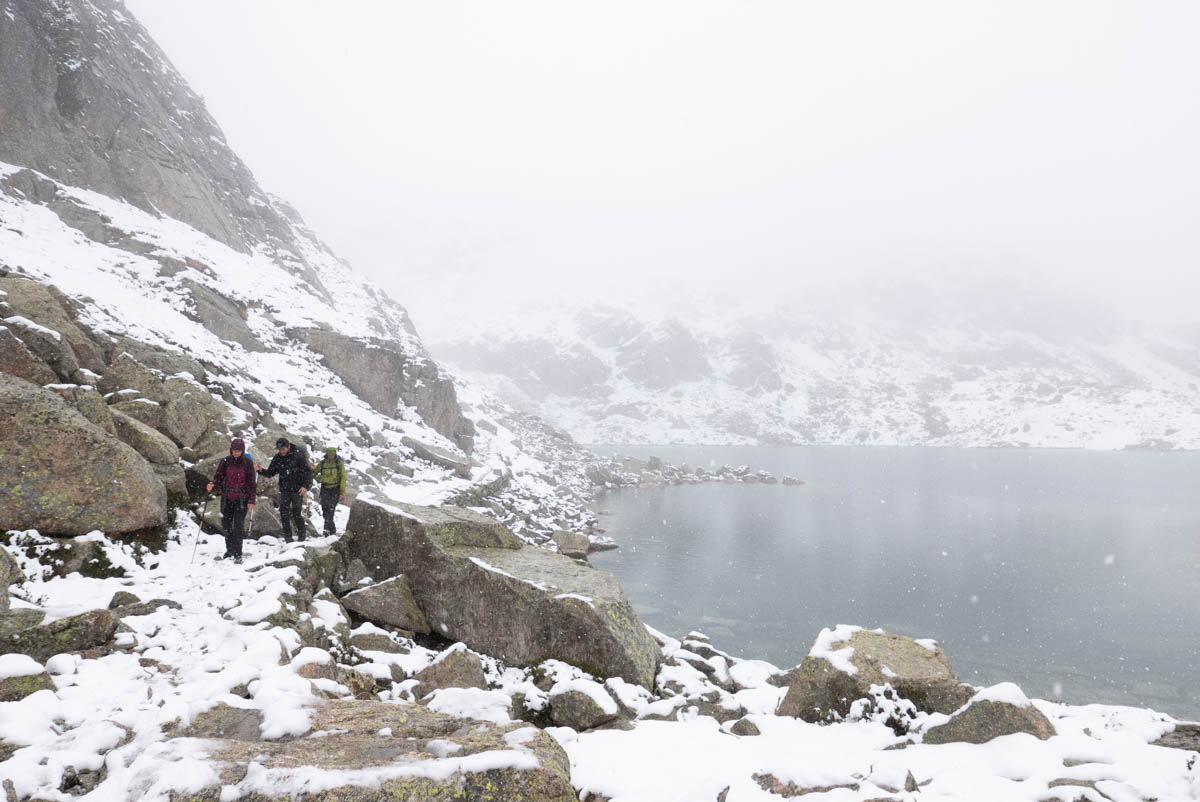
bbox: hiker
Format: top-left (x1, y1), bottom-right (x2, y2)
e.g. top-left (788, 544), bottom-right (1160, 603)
top-left (312, 446), bottom-right (347, 536)
top-left (206, 437), bottom-right (256, 563)
top-left (257, 437), bottom-right (313, 542)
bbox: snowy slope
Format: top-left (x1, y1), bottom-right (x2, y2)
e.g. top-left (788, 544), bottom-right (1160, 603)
top-left (432, 288), bottom-right (1200, 449)
top-left (0, 160), bottom-right (597, 540)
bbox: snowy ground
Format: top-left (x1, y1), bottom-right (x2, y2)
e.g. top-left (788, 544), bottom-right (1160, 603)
top-left (2, 523), bottom-right (1196, 801)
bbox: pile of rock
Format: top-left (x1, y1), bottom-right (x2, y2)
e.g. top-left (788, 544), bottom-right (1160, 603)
top-left (584, 454), bottom-right (804, 490)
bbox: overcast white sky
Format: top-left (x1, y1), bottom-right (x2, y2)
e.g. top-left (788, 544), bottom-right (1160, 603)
top-left (127, 1), bottom-right (1200, 338)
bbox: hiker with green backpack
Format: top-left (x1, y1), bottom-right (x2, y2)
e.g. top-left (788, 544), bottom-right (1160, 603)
top-left (313, 446), bottom-right (347, 537)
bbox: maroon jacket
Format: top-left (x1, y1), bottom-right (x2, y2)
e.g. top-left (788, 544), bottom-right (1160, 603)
top-left (212, 455), bottom-right (257, 502)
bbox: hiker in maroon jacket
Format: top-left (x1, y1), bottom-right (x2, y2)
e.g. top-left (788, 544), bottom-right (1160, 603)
top-left (207, 437), bottom-right (257, 564)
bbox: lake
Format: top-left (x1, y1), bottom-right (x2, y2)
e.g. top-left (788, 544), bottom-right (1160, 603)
top-left (587, 445), bottom-right (1200, 720)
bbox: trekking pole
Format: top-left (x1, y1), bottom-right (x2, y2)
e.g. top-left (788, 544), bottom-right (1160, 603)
top-left (190, 494), bottom-right (212, 564)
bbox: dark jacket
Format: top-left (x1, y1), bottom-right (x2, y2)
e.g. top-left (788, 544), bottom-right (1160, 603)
top-left (260, 448), bottom-right (313, 495)
top-left (212, 454), bottom-right (257, 502)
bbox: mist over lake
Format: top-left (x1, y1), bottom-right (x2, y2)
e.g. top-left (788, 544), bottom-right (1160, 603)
top-left (590, 444), bottom-right (1200, 720)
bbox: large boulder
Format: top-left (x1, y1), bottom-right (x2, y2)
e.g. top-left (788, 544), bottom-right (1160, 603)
top-left (110, 398), bottom-right (164, 430)
top-left (161, 376), bottom-right (226, 448)
top-left (164, 700), bottom-right (574, 801)
top-left (97, 353), bottom-right (167, 403)
top-left (0, 326), bottom-right (58, 386)
top-left (345, 500), bottom-right (661, 688)
top-left (111, 408), bottom-right (180, 465)
top-left (153, 464), bottom-right (188, 503)
top-left (0, 374), bottom-right (167, 534)
top-left (46, 384), bottom-right (116, 435)
top-left (340, 575), bottom-right (430, 634)
top-left (777, 626), bottom-right (974, 722)
top-left (0, 608), bottom-right (116, 662)
top-left (923, 683), bottom-right (1056, 744)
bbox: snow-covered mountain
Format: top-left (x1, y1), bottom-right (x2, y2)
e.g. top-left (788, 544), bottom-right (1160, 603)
top-left (432, 279), bottom-right (1200, 449)
top-left (0, 0), bottom-right (604, 541)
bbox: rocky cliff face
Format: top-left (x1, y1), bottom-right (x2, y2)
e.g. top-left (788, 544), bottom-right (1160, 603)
top-left (0, 0), bottom-right (589, 540)
top-left (0, 0), bottom-right (301, 257)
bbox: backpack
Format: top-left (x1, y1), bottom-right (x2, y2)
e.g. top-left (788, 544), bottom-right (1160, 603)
top-left (319, 456), bottom-right (345, 488)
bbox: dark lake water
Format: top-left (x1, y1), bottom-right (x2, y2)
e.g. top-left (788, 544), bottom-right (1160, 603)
top-left (587, 445), bottom-right (1200, 720)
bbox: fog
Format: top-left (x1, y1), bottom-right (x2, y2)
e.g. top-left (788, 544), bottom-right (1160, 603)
top-left (128, 1), bottom-right (1200, 340)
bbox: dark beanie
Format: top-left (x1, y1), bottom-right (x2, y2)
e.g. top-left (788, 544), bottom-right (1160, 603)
top-left (230, 437), bottom-right (246, 453)
top-left (276, 437), bottom-right (290, 449)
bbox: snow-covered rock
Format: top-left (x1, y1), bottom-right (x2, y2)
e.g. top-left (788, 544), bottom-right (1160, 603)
top-left (345, 499), bottom-right (661, 688)
top-left (922, 683), bottom-right (1057, 744)
top-left (776, 626), bottom-right (973, 722)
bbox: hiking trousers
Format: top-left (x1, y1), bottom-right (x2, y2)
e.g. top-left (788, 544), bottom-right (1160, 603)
top-left (319, 487), bottom-right (339, 536)
top-left (280, 491), bottom-right (305, 542)
top-left (220, 497), bottom-right (248, 558)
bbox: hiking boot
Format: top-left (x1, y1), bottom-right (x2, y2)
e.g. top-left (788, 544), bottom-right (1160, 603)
top-left (234, 556), bottom-right (244, 565)
top-left (217, 553), bottom-right (231, 561)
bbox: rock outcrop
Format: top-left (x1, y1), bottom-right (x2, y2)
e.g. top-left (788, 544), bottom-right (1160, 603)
top-left (301, 329), bottom-right (474, 453)
top-left (0, 374), bottom-right (166, 534)
top-left (0, 0), bottom-right (309, 259)
top-left (344, 500), bottom-right (661, 688)
top-left (110, 408), bottom-right (180, 465)
top-left (777, 627), bottom-right (973, 722)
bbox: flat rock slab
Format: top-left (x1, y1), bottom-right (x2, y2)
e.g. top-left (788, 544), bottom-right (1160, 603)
top-left (778, 627), bottom-right (973, 721)
top-left (169, 699), bottom-right (574, 802)
top-left (346, 499), bottom-right (660, 688)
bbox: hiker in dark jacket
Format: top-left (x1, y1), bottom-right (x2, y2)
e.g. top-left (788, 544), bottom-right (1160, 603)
top-left (207, 437), bottom-right (256, 563)
top-left (257, 437), bottom-right (312, 542)
top-left (312, 446), bottom-right (346, 537)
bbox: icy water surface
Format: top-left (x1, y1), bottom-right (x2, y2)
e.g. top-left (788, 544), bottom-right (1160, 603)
top-left (588, 445), bottom-right (1200, 720)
